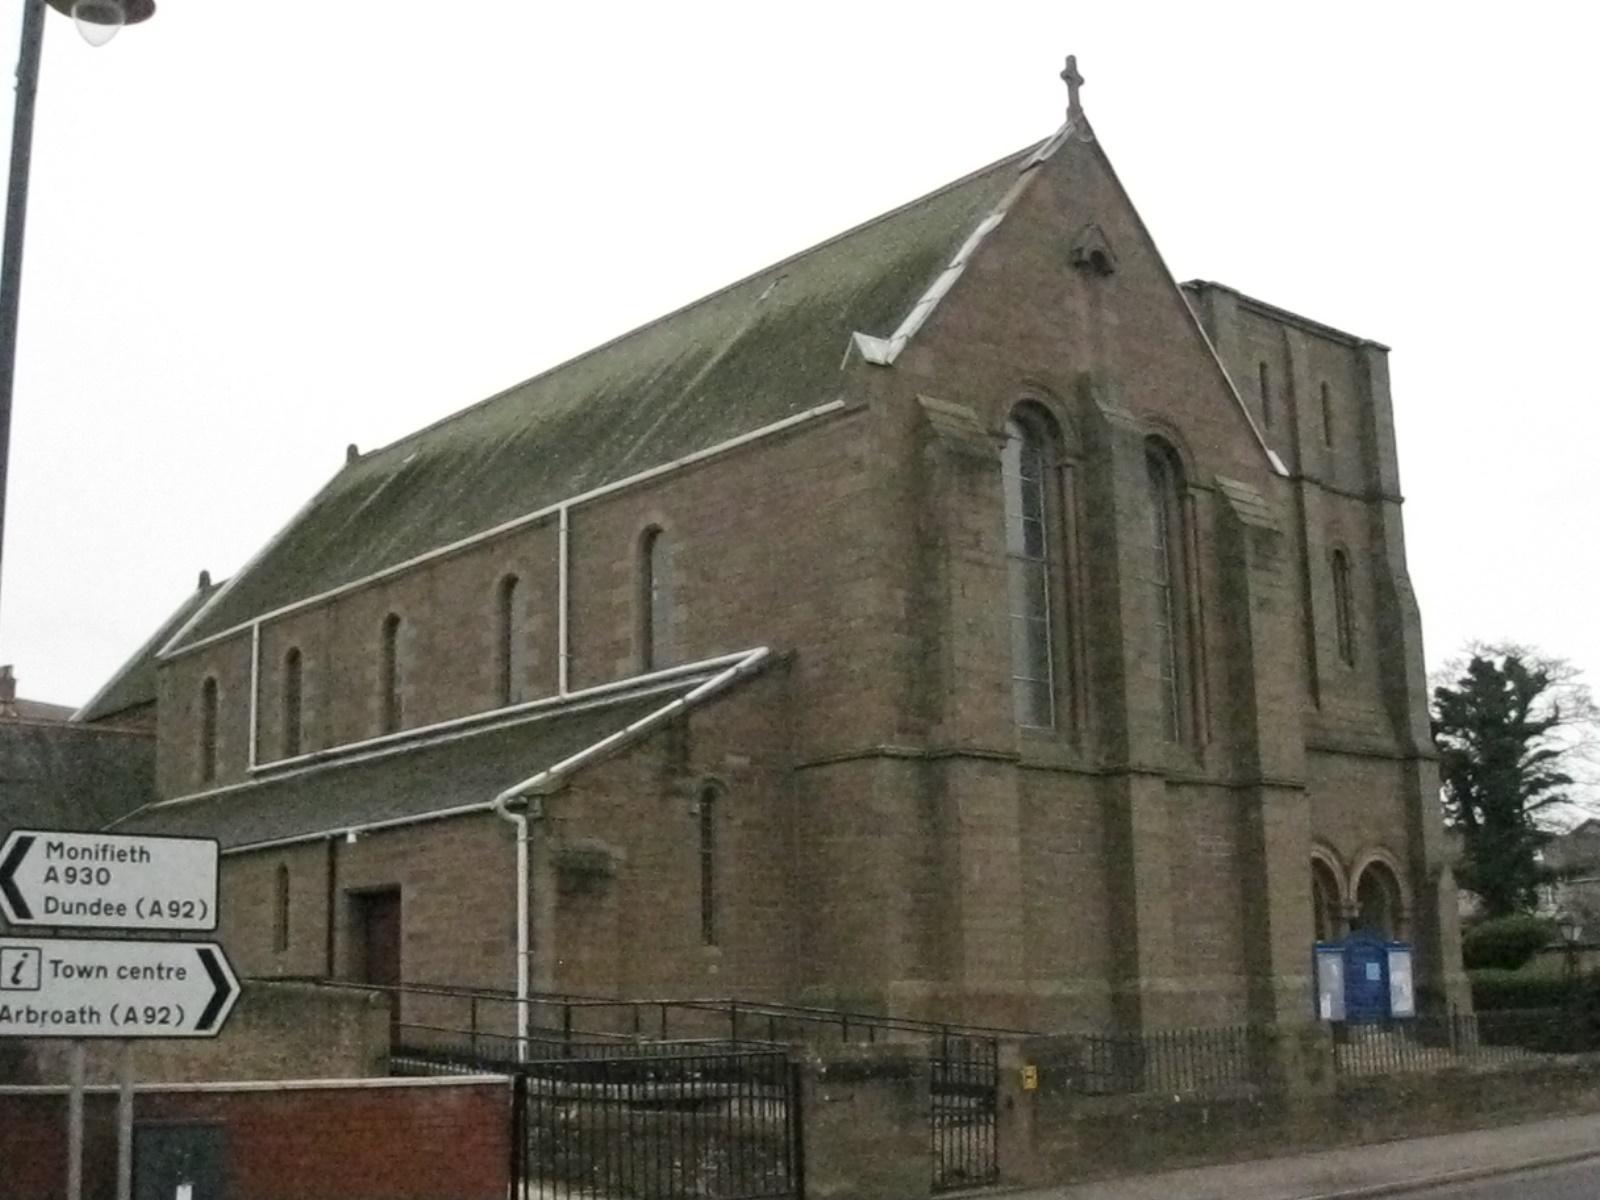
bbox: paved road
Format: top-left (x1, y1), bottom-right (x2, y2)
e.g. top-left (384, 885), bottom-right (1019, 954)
top-left (1399, 1157), bottom-right (1600, 1199)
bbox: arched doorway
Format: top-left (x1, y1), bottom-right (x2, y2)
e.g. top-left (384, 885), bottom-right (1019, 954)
top-left (1353, 860), bottom-right (1405, 939)
top-left (1311, 857), bottom-right (1344, 942)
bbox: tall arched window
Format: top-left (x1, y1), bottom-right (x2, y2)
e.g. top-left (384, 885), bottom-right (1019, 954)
top-left (1146, 441), bottom-right (1190, 742)
top-left (698, 785), bottom-right (719, 946)
top-left (1332, 550), bottom-right (1355, 666)
top-left (198, 676), bottom-right (219, 783)
top-left (380, 613), bottom-right (403, 733)
top-left (1355, 861), bottom-right (1404, 939)
top-left (640, 528), bottom-right (673, 671)
top-left (1320, 381), bottom-right (1335, 446)
top-left (1257, 362), bottom-right (1273, 430)
top-left (1002, 414), bottom-right (1055, 728)
top-left (282, 647), bottom-right (303, 758)
top-left (1311, 857), bottom-right (1344, 943)
top-left (496, 574), bottom-right (523, 706)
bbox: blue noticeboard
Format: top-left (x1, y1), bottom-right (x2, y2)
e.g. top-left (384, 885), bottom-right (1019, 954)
top-left (1313, 935), bottom-right (1416, 1023)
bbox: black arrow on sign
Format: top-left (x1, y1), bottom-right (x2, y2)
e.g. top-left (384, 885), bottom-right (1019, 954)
top-left (195, 947), bottom-right (235, 1032)
top-left (0, 835), bottom-right (34, 920)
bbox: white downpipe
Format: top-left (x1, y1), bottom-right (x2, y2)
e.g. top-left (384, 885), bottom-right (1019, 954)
top-left (490, 645), bottom-right (770, 1061)
top-left (247, 624), bottom-right (261, 770)
top-left (557, 506), bottom-right (570, 696)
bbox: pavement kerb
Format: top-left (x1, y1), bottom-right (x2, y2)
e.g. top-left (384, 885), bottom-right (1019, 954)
top-left (935, 1145), bottom-right (1600, 1200)
top-left (1293, 1145), bottom-right (1600, 1200)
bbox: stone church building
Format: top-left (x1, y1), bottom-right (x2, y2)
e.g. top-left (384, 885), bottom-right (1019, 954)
top-left (116, 67), bottom-right (1466, 1033)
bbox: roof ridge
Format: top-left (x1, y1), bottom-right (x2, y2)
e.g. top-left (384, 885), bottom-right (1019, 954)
top-left (351, 138), bottom-right (1046, 467)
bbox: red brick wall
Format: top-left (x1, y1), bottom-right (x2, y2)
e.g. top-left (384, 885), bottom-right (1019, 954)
top-left (0, 1078), bottom-right (509, 1200)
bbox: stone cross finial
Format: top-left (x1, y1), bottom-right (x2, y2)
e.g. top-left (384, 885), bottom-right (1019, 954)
top-left (1061, 54), bottom-right (1085, 119)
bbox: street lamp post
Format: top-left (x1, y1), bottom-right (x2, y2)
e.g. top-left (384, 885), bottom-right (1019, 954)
top-left (0, 0), bottom-right (154, 640)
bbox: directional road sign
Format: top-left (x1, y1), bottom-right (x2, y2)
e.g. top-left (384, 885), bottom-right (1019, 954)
top-left (0, 830), bottom-right (218, 931)
top-left (0, 937), bottom-right (241, 1039)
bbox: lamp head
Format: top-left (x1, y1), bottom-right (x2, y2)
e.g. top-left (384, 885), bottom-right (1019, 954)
top-left (46, 0), bottom-right (156, 47)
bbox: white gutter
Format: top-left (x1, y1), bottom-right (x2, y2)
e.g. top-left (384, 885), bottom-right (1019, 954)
top-left (164, 400), bottom-right (848, 664)
top-left (490, 645), bottom-right (771, 1060)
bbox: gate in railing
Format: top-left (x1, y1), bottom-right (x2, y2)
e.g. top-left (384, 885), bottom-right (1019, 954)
top-left (512, 1042), bottom-right (803, 1200)
top-left (930, 1033), bottom-right (999, 1193)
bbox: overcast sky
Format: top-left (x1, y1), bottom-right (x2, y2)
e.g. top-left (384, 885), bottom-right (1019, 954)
top-left (1, 3), bottom-right (1595, 759)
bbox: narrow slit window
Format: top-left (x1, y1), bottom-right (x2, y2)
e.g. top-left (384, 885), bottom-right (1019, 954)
top-left (699, 787), bottom-right (719, 946)
top-left (274, 864), bottom-right (290, 953)
top-left (497, 575), bottom-right (522, 706)
top-left (1002, 417), bottom-right (1054, 728)
top-left (1332, 550), bottom-right (1356, 666)
top-left (1258, 362), bottom-right (1273, 431)
top-left (1320, 381), bottom-right (1334, 447)
top-left (199, 677), bottom-right (219, 783)
top-left (640, 528), bottom-right (673, 671)
top-left (282, 647), bottom-right (303, 758)
top-left (380, 614), bottom-right (403, 733)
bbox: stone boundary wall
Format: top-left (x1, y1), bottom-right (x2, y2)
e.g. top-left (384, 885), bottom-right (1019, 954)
top-left (0, 1075), bottom-right (509, 1200)
top-left (14, 980), bottom-right (390, 1085)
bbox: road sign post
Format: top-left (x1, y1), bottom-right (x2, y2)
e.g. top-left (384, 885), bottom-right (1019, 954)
top-left (0, 829), bottom-right (231, 1200)
top-left (0, 829), bottom-right (218, 931)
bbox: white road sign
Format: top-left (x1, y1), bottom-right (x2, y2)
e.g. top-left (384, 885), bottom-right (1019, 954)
top-left (0, 937), bottom-right (240, 1039)
top-left (0, 830), bottom-right (218, 931)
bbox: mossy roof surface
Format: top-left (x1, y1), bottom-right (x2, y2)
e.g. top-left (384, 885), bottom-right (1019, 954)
top-left (119, 692), bottom-right (671, 850)
top-left (77, 580), bottom-right (222, 722)
top-left (177, 144), bottom-right (1037, 646)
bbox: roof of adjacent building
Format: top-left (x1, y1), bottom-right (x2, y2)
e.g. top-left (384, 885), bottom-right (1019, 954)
top-left (171, 141), bottom-right (1043, 650)
top-left (115, 688), bottom-right (682, 852)
top-left (0, 720), bottom-right (155, 841)
top-left (76, 575), bottom-right (224, 723)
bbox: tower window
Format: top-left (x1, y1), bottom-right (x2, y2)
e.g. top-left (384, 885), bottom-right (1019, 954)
top-left (1002, 414), bottom-right (1055, 728)
top-left (1320, 381), bottom-right (1334, 447)
top-left (1146, 441), bottom-right (1192, 743)
top-left (1332, 550), bottom-right (1356, 666)
top-left (1258, 362), bottom-right (1273, 431)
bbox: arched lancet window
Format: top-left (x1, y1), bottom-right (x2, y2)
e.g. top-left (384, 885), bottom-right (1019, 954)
top-left (496, 574), bottom-right (524, 706)
top-left (282, 647), bottom-right (303, 758)
top-left (273, 864), bottom-right (291, 953)
top-left (1258, 362), bottom-right (1273, 431)
top-left (198, 676), bottom-right (219, 783)
top-left (640, 528), bottom-right (673, 672)
top-left (698, 785), bottom-right (720, 946)
top-left (1320, 381), bottom-right (1334, 447)
top-left (380, 613), bottom-right (403, 733)
top-left (1311, 857), bottom-right (1344, 943)
top-left (1146, 440), bottom-right (1191, 743)
top-left (1002, 412), bottom-right (1056, 728)
top-left (1355, 861), bottom-right (1404, 939)
top-left (1332, 550), bottom-right (1356, 667)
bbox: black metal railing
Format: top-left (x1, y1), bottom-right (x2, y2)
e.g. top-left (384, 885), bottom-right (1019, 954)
top-left (1332, 1007), bottom-right (1597, 1076)
top-left (515, 1045), bottom-right (802, 1200)
top-left (1060, 1023), bottom-right (1266, 1096)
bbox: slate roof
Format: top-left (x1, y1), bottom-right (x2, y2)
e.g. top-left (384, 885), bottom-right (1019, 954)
top-left (0, 720), bottom-right (155, 842)
top-left (115, 690), bottom-right (678, 852)
top-left (174, 142), bottom-right (1042, 648)
top-left (77, 576), bottom-right (223, 722)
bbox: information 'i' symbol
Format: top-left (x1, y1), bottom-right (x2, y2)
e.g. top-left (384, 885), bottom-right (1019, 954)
top-left (8, 957), bottom-right (23, 987)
